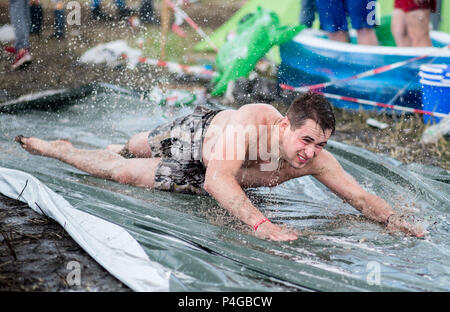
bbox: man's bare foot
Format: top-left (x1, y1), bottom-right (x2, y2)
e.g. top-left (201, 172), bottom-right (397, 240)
top-left (15, 135), bottom-right (73, 158)
top-left (107, 144), bottom-right (125, 154)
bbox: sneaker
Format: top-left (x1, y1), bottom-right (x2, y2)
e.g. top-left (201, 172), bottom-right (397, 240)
top-left (11, 49), bottom-right (33, 70)
top-left (4, 46), bottom-right (16, 55)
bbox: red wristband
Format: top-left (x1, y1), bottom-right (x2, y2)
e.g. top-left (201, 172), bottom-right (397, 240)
top-left (253, 218), bottom-right (269, 231)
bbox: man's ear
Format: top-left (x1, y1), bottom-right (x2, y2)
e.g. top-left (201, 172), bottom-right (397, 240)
top-left (280, 117), bottom-right (290, 133)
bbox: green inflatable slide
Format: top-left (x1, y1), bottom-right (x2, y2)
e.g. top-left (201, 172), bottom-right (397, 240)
top-left (211, 7), bottom-right (303, 96)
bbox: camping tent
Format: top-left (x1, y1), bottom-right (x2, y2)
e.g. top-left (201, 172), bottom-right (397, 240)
top-left (194, 0), bottom-right (450, 62)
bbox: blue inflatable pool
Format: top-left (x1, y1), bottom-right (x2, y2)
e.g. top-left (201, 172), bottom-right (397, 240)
top-left (278, 29), bottom-right (450, 114)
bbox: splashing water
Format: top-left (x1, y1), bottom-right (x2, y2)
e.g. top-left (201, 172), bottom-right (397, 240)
top-left (0, 87), bottom-right (448, 291)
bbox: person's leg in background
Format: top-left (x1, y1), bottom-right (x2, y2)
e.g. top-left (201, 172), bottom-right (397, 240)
top-left (9, 0), bottom-right (33, 69)
top-left (91, 0), bottom-right (130, 20)
top-left (327, 30), bottom-right (350, 42)
top-left (51, 0), bottom-right (65, 39)
top-left (92, 0), bottom-right (102, 11)
top-left (391, 8), bottom-right (411, 46)
top-left (405, 8), bottom-right (432, 46)
top-left (430, 0), bottom-right (441, 30)
top-left (91, 0), bottom-right (109, 20)
top-left (140, 0), bottom-right (156, 24)
top-left (300, 0), bottom-right (316, 28)
top-left (115, 0), bottom-right (132, 19)
top-left (315, 0), bottom-right (349, 42)
top-left (114, 0), bottom-right (125, 10)
top-left (10, 0), bottom-right (30, 51)
top-left (392, 0), bottom-right (434, 47)
top-left (347, 0), bottom-right (378, 45)
top-left (29, 0), bottom-right (43, 35)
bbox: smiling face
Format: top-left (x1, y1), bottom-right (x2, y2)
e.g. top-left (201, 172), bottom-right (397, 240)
top-left (279, 118), bottom-right (332, 169)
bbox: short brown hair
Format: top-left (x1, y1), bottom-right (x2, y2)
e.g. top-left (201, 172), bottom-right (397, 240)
top-left (286, 92), bottom-right (335, 135)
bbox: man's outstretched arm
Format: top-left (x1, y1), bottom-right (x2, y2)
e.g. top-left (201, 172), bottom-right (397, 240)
top-left (204, 160), bottom-right (298, 241)
top-left (203, 109), bottom-right (297, 241)
top-left (312, 151), bottom-right (424, 237)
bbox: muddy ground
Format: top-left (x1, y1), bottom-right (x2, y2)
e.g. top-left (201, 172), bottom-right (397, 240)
top-left (0, 0), bottom-right (240, 100)
top-left (0, 1), bottom-right (448, 292)
top-left (0, 195), bottom-right (130, 291)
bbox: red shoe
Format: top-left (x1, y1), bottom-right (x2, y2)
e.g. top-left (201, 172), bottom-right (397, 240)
top-left (4, 46), bottom-right (16, 54)
top-left (11, 48), bottom-right (33, 70)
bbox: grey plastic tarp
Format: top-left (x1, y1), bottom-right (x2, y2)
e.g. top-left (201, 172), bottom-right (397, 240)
top-left (0, 84), bottom-right (449, 291)
top-left (0, 167), bottom-right (171, 291)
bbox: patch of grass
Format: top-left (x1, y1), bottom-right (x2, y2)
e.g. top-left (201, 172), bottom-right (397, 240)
top-left (334, 107), bottom-right (449, 169)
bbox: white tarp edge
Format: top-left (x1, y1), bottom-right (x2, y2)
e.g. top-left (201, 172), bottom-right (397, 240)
top-left (0, 24), bottom-right (15, 42)
top-left (0, 167), bottom-right (171, 292)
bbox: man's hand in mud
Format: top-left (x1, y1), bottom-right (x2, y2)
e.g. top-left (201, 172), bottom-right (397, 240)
top-left (255, 221), bottom-right (298, 241)
top-left (386, 214), bottom-right (425, 238)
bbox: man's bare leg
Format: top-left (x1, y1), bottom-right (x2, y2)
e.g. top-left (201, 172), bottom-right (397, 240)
top-left (391, 9), bottom-right (411, 47)
top-left (16, 136), bottom-right (160, 188)
top-left (356, 28), bottom-right (378, 46)
top-left (107, 131), bottom-right (152, 158)
top-left (327, 30), bottom-right (350, 43)
top-left (406, 9), bottom-right (432, 47)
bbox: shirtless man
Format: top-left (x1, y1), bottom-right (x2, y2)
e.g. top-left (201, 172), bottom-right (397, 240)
top-left (15, 92), bottom-right (424, 241)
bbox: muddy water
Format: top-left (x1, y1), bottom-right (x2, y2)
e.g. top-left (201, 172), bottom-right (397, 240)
top-left (0, 88), bottom-right (449, 291)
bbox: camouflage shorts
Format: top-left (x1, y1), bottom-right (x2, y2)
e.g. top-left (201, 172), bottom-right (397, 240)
top-left (149, 106), bottom-right (222, 195)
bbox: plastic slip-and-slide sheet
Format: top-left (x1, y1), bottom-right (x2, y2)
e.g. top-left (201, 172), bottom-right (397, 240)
top-left (0, 84), bottom-right (449, 291)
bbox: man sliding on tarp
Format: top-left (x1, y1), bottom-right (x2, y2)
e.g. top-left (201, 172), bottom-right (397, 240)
top-left (15, 92), bottom-right (424, 241)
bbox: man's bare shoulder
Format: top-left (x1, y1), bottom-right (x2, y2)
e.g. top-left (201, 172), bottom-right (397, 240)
top-left (232, 103), bottom-right (282, 124)
top-left (237, 103), bottom-right (281, 115)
